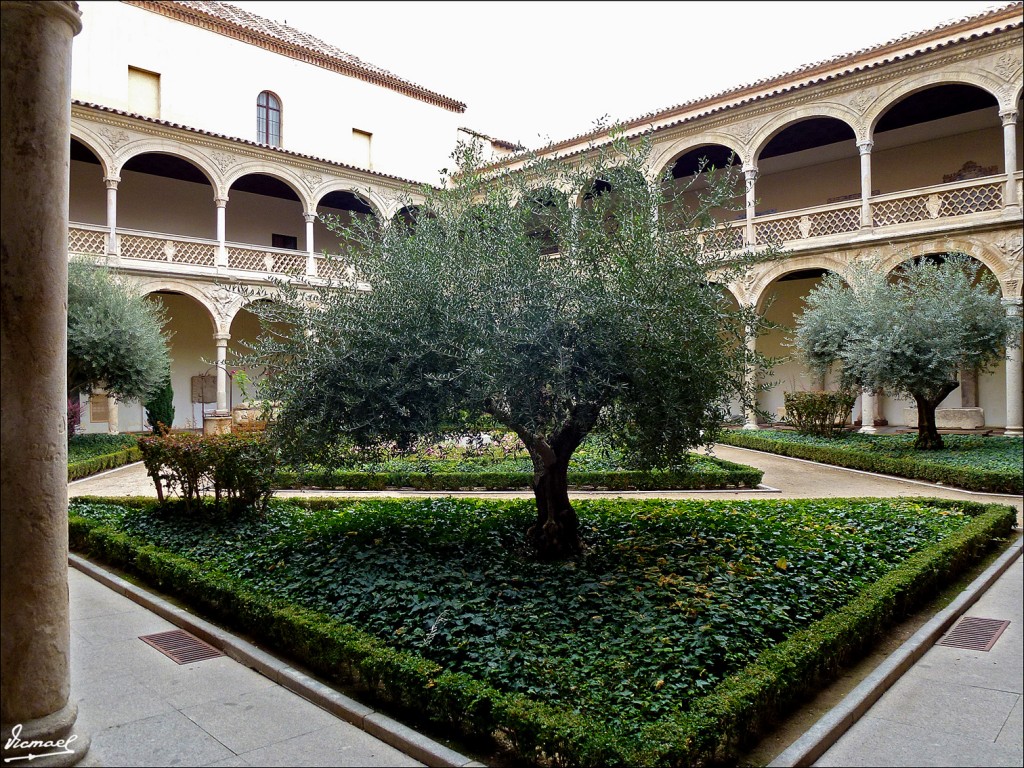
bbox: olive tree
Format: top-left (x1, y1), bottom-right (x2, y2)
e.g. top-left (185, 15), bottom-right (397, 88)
top-left (794, 255), bottom-right (1019, 450)
top-left (241, 133), bottom-right (777, 558)
top-left (67, 258), bottom-right (171, 403)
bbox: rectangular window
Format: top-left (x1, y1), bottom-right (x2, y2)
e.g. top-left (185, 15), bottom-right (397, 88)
top-left (272, 233), bottom-right (298, 250)
top-left (127, 66), bottom-right (161, 118)
top-left (89, 394), bottom-right (109, 423)
top-left (352, 129), bottom-right (372, 169)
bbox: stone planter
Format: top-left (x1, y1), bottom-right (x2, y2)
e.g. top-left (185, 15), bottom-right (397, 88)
top-left (903, 407), bottom-right (985, 429)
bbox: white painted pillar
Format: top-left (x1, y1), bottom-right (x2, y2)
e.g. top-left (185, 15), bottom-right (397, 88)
top-left (743, 319), bottom-right (759, 429)
top-left (215, 332), bottom-right (230, 414)
top-left (859, 388), bottom-right (877, 434)
top-left (1000, 109), bottom-right (1019, 210)
top-left (1, 1), bottom-right (90, 763)
top-left (104, 175), bottom-right (119, 262)
top-left (1003, 298), bottom-right (1023, 437)
top-left (215, 196), bottom-right (228, 269)
top-left (858, 140), bottom-right (874, 228)
top-left (743, 164), bottom-right (758, 247)
top-left (106, 392), bottom-right (119, 434)
top-left (304, 211), bottom-right (317, 277)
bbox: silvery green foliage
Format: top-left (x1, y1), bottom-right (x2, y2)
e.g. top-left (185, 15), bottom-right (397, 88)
top-left (794, 254), bottom-right (1019, 447)
top-left (67, 258), bottom-right (171, 402)
top-left (240, 132), bottom-right (778, 471)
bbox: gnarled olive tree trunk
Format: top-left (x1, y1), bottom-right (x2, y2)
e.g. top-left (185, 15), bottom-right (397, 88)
top-left (526, 449), bottom-right (581, 560)
top-left (913, 381), bottom-right (959, 450)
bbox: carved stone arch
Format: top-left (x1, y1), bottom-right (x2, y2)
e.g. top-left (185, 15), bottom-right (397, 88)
top-left (865, 71), bottom-right (1003, 135)
top-left (313, 181), bottom-right (387, 222)
top-left (750, 104), bottom-right (860, 160)
top-left (875, 238), bottom-right (1014, 296)
top-left (647, 133), bottom-right (747, 183)
top-left (130, 277), bottom-right (221, 332)
top-left (224, 162), bottom-right (311, 210)
top-left (748, 254), bottom-right (851, 312)
top-left (69, 123), bottom-right (112, 178)
top-left (114, 139), bottom-right (219, 189)
top-left (226, 287), bottom-right (285, 331)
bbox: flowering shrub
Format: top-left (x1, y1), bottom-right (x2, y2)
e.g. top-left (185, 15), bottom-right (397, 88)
top-left (67, 396), bottom-right (82, 441)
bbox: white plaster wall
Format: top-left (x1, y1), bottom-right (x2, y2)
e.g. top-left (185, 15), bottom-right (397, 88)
top-left (117, 168), bottom-right (217, 238)
top-left (149, 292), bottom-right (217, 430)
top-left (872, 125), bottom-right (1003, 193)
top-left (72, 1), bottom-right (462, 183)
top-left (70, 158), bottom-right (107, 224)
top-left (225, 188), bottom-right (305, 247)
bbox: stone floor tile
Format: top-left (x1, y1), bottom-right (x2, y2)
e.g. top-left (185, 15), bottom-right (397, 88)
top-left (995, 695), bottom-right (1023, 750)
top-left (136, 655), bottom-right (277, 709)
top-left (88, 710), bottom-right (236, 767)
top-left (235, 721), bottom-right (423, 767)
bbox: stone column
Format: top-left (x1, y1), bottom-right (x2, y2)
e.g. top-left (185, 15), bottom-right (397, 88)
top-left (858, 140), bottom-right (874, 228)
top-left (743, 164), bottom-right (758, 247)
top-left (104, 176), bottom-right (119, 263)
top-left (1004, 298), bottom-right (1023, 437)
top-left (743, 320), bottom-right (759, 430)
top-left (106, 393), bottom-right (119, 435)
top-left (859, 388), bottom-right (877, 434)
top-left (304, 211), bottom-right (317, 278)
top-left (214, 332), bottom-right (230, 414)
top-left (1, 2), bottom-right (89, 765)
top-left (1000, 109), bottom-right (1019, 211)
top-left (215, 196), bottom-right (228, 270)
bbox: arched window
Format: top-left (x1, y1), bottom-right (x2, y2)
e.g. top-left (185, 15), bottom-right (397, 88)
top-left (256, 91), bottom-right (281, 147)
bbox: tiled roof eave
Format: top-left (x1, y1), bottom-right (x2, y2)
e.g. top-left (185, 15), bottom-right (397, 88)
top-left (481, 5), bottom-right (1023, 170)
top-left (123, 0), bottom-right (467, 113)
top-left (72, 100), bottom-right (439, 189)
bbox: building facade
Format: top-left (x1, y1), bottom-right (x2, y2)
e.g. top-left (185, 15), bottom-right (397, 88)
top-left (67, 0), bottom-right (1023, 435)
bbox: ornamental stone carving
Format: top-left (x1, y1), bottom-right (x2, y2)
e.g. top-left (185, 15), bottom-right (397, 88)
top-left (926, 195), bottom-right (942, 218)
top-left (997, 233), bottom-right (1023, 270)
top-left (847, 89), bottom-right (875, 114)
top-left (98, 126), bottom-right (130, 150)
top-left (994, 51), bottom-right (1021, 81)
top-left (731, 121), bottom-right (758, 144)
top-left (210, 150), bottom-right (237, 173)
top-left (301, 171), bottom-right (323, 191)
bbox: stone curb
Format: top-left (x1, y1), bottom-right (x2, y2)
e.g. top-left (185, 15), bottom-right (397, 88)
top-left (68, 553), bottom-right (482, 768)
top-left (769, 530), bottom-right (1024, 767)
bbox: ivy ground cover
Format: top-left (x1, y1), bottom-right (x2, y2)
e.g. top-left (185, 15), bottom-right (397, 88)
top-left (68, 433), bottom-right (141, 481)
top-left (718, 430), bottom-right (1023, 494)
top-left (68, 495), bottom-right (1011, 763)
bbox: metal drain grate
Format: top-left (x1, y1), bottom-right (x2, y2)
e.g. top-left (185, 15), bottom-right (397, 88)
top-left (139, 629), bottom-right (223, 664)
top-left (936, 616), bottom-right (1010, 652)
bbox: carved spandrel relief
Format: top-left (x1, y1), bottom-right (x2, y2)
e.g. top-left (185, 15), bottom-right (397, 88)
top-left (997, 233), bottom-right (1023, 272)
top-left (98, 127), bottom-right (131, 151)
top-left (847, 89), bottom-right (876, 114)
top-left (994, 51), bottom-right (1021, 81)
top-left (301, 172), bottom-right (323, 192)
top-left (210, 151), bottom-right (237, 173)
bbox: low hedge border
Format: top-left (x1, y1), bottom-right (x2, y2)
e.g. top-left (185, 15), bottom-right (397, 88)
top-left (274, 457), bottom-right (763, 492)
top-left (717, 431), bottom-right (1022, 495)
top-left (68, 496), bottom-right (1015, 767)
top-left (68, 446), bottom-right (142, 482)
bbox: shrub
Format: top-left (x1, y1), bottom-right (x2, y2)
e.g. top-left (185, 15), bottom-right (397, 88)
top-left (138, 431), bottom-right (278, 512)
top-left (144, 378), bottom-right (175, 435)
top-left (783, 390), bottom-right (857, 437)
top-left (67, 396), bottom-right (82, 440)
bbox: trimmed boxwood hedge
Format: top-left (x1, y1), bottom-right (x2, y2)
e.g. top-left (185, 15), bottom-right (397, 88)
top-left (718, 430), bottom-right (1023, 495)
top-left (68, 446), bottom-right (142, 482)
top-left (67, 495), bottom-right (1015, 767)
top-left (273, 456), bottom-right (763, 492)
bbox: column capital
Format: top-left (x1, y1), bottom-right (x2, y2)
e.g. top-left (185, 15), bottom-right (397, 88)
top-left (214, 196), bottom-right (229, 208)
top-left (742, 164), bottom-right (758, 179)
top-left (3, 1), bottom-right (83, 35)
top-left (1001, 296), bottom-right (1023, 314)
top-left (214, 332), bottom-right (231, 343)
top-left (857, 140), bottom-right (874, 154)
top-left (103, 176), bottom-right (120, 189)
top-left (999, 108), bottom-right (1019, 126)
top-left (303, 211), bottom-right (318, 224)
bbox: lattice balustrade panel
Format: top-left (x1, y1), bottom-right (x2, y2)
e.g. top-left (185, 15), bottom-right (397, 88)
top-left (703, 226), bottom-right (744, 253)
top-left (756, 217), bottom-right (801, 245)
top-left (809, 205), bottom-right (861, 237)
top-left (228, 247), bottom-right (306, 275)
top-left (119, 234), bottom-right (216, 266)
top-left (941, 183), bottom-right (1001, 216)
top-left (68, 228), bottom-right (107, 256)
top-left (871, 195), bottom-right (930, 227)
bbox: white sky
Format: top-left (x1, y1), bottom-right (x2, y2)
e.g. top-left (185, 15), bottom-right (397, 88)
top-left (230, 0), bottom-right (1005, 149)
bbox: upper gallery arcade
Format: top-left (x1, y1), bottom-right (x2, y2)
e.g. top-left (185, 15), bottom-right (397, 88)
top-left (66, 0), bottom-right (1023, 435)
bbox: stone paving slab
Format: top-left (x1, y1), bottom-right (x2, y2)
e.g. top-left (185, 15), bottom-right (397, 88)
top-left (68, 568), bottom-right (426, 767)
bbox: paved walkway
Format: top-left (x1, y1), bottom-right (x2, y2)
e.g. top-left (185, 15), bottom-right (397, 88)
top-left (67, 445), bottom-right (1024, 767)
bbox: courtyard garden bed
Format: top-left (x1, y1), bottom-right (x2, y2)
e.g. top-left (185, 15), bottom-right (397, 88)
top-left (68, 494), bottom-right (1015, 766)
top-left (68, 433), bottom-right (141, 481)
top-left (276, 432), bottom-right (763, 491)
top-left (717, 430), bottom-right (1023, 495)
